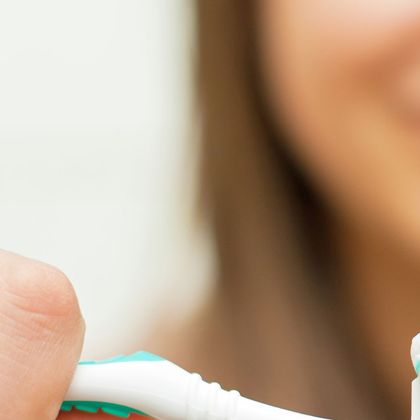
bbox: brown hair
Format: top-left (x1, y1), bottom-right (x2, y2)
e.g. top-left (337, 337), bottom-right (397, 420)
top-left (195, 1), bottom-right (396, 419)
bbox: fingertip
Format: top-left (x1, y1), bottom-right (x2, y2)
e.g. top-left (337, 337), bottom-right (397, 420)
top-left (0, 251), bottom-right (85, 419)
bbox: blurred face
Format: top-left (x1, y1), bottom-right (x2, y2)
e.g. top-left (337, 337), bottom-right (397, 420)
top-left (258, 1), bottom-right (420, 252)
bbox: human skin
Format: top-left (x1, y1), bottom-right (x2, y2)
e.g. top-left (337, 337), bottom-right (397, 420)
top-left (258, 0), bottom-right (420, 415)
top-left (0, 250), bottom-right (84, 419)
top-left (0, 249), bottom-right (125, 419)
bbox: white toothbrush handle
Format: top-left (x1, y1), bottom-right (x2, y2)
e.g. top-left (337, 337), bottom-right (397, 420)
top-left (65, 360), bottom-right (329, 420)
top-left (413, 378), bottom-right (420, 420)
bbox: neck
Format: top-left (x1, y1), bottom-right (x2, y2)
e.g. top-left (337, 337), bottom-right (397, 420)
top-left (336, 218), bottom-right (420, 418)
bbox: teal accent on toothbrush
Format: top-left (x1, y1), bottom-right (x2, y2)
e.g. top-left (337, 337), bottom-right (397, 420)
top-left (61, 401), bottom-right (148, 418)
top-left (415, 360), bottom-right (420, 376)
top-left (78, 351), bottom-right (164, 366)
top-left (61, 352), bottom-right (162, 418)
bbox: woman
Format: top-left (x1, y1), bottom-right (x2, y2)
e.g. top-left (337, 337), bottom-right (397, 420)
top-left (154, 2), bottom-right (420, 418)
top-left (0, 1), bottom-right (418, 419)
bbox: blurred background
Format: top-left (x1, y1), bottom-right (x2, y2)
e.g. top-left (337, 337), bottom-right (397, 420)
top-left (0, 0), bottom-right (212, 358)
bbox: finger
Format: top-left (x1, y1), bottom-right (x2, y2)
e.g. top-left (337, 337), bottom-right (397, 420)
top-left (0, 250), bottom-right (85, 419)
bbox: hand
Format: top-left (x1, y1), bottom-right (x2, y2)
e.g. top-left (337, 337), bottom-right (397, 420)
top-left (0, 250), bottom-right (110, 419)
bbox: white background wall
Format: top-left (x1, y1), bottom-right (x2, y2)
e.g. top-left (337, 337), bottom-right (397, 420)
top-left (0, 1), bottom-right (211, 358)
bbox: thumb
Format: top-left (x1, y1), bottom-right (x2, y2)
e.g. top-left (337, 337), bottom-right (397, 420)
top-left (0, 250), bottom-right (85, 419)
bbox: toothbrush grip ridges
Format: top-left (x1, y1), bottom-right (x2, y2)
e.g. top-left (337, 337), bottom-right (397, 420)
top-left (184, 372), bottom-right (326, 420)
top-left (186, 373), bottom-right (240, 419)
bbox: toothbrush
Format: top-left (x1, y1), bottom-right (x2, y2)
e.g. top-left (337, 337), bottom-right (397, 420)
top-left (62, 351), bottom-right (330, 419)
top-left (412, 334), bottom-right (420, 420)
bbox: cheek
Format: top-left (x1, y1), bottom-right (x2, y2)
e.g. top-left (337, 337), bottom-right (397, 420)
top-left (260, 0), bottom-right (420, 89)
top-left (259, 0), bottom-right (420, 250)
top-left (306, 0), bottom-right (420, 66)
